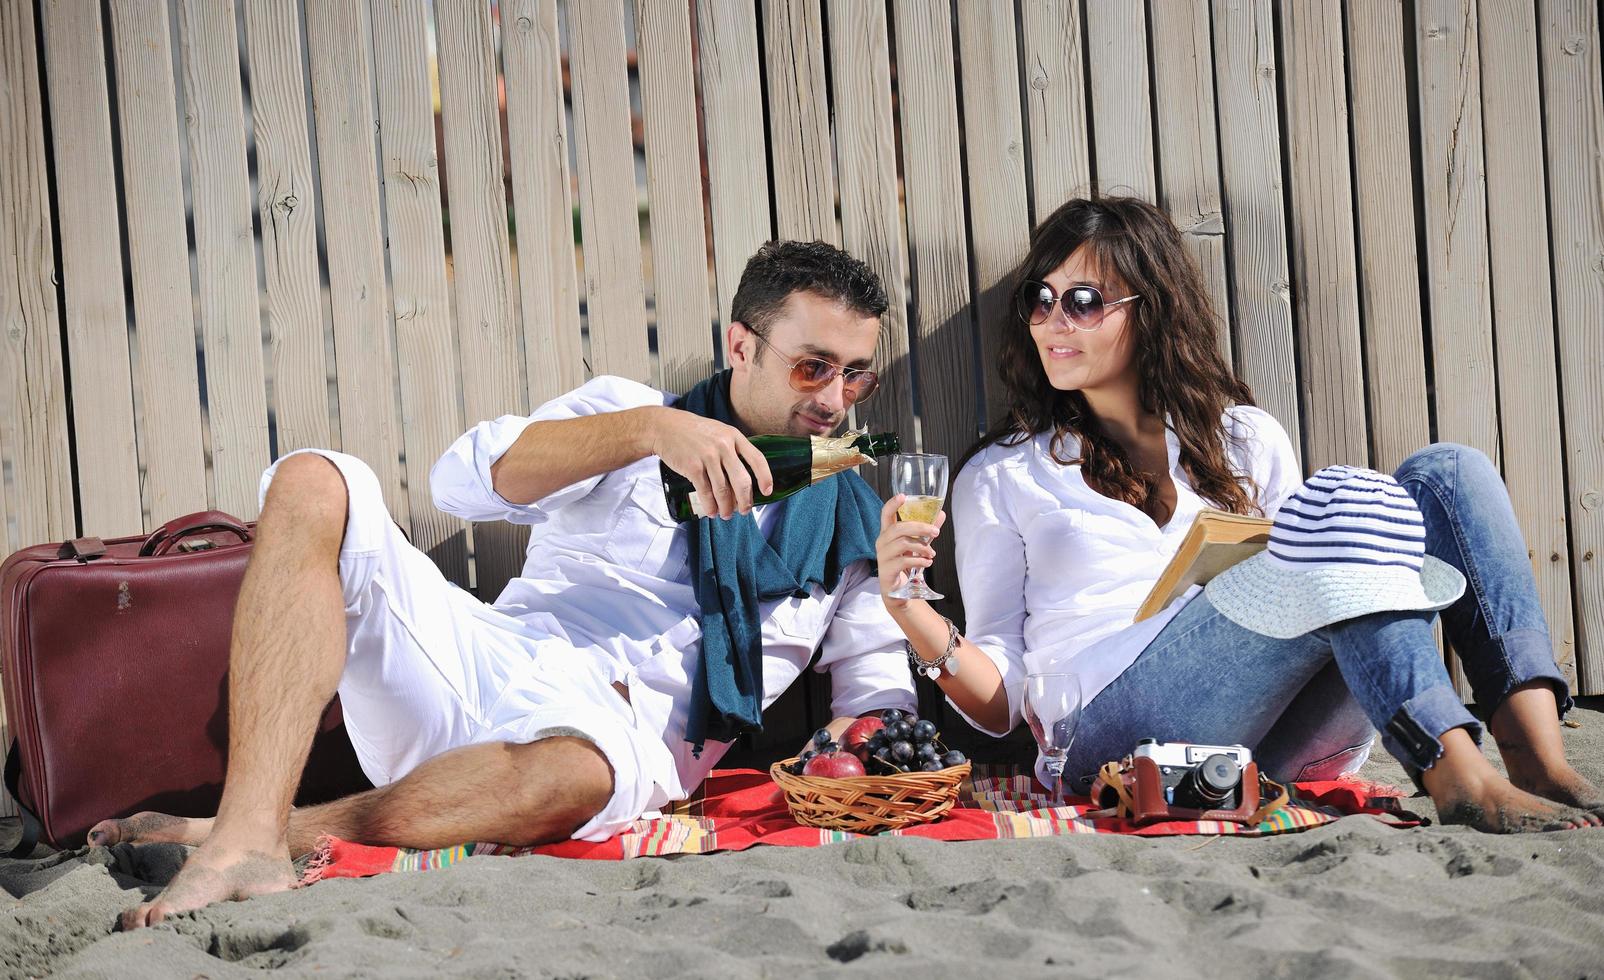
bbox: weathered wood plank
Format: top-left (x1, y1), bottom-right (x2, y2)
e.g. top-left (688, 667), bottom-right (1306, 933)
top-left (1149, 0), bottom-right (1231, 367)
top-left (0, 0), bottom-right (73, 555)
top-left (304, 0), bottom-right (408, 520)
top-left (1210, 0), bottom-right (1299, 464)
top-left (243, 0), bottom-right (333, 456)
top-left (1415, 0), bottom-right (1499, 461)
top-left (955, 1), bottom-right (1031, 428)
top-left (1085, 0), bottom-right (1155, 198)
top-left (567, 0), bottom-right (650, 382)
top-left (105, 1), bottom-right (208, 525)
top-left (370, 0), bottom-right (468, 584)
top-left (763, 0), bottom-right (836, 243)
top-left (502, 0), bottom-right (584, 407)
top-left (179, 0), bottom-right (273, 518)
top-left (40, 0), bottom-right (142, 535)
top-left (635, 0), bottom-right (715, 394)
top-left (1344, 0), bottom-right (1431, 473)
top-left (826, 0), bottom-right (914, 458)
top-left (1277, 1), bottom-right (1368, 471)
top-left (697, 0), bottom-right (772, 336)
top-left (1539, 0), bottom-right (1604, 694)
top-left (1478, 0), bottom-right (1576, 686)
top-left (436, 0), bottom-right (528, 599)
top-left (892, 0), bottom-right (979, 621)
top-left (1019, 0), bottom-right (1091, 219)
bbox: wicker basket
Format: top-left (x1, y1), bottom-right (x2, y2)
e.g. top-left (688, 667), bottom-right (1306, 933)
top-left (769, 757), bottom-right (972, 833)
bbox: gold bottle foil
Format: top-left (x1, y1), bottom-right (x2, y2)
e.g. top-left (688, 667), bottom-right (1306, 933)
top-left (809, 430), bottom-right (875, 482)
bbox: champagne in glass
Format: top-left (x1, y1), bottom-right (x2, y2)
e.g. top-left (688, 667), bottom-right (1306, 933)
top-left (897, 494), bottom-right (943, 525)
top-left (888, 453), bottom-right (949, 601)
top-left (1023, 672), bottom-right (1083, 805)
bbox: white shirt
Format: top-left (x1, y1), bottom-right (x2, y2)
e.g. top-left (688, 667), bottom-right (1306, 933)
top-left (949, 407), bottom-right (1301, 736)
top-left (429, 375), bottom-right (917, 798)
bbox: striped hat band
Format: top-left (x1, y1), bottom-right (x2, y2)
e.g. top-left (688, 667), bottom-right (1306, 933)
top-left (1265, 465), bottom-right (1426, 574)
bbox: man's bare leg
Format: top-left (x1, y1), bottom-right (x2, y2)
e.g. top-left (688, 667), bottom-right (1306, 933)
top-left (288, 736), bottom-right (614, 853)
top-left (1488, 681), bottom-right (1603, 815)
top-left (118, 455), bottom-right (352, 930)
top-left (92, 736), bottom-right (614, 857)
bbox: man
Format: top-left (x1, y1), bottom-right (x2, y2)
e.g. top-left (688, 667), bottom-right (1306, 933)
top-left (98, 241), bottom-right (917, 928)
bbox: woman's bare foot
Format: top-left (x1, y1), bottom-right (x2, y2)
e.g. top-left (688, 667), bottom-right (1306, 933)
top-left (87, 812), bottom-right (212, 848)
top-left (1504, 761), bottom-right (1604, 817)
top-left (118, 837), bottom-right (294, 930)
top-left (1488, 682), bottom-right (1604, 816)
top-left (1436, 779), bottom-right (1600, 833)
top-left (1422, 728), bottom-right (1601, 833)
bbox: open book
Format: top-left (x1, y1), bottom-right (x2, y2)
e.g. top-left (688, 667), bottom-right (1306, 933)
top-left (1134, 509), bottom-right (1273, 622)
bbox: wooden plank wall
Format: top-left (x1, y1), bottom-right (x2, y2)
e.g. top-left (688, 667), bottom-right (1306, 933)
top-left (3, 0), bottom-right (1602, 793)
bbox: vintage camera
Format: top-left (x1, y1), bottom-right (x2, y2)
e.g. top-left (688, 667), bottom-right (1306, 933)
top-left (1131, 738), bottom-right (1252, 810)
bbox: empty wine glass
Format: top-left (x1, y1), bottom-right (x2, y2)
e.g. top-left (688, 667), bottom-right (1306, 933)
top-left (888, 453), bottom-right (949, 601)
top-left (1023, 671), bottom-right (1083, 805)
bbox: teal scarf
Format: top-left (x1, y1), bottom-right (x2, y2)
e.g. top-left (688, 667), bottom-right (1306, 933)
top-left (674, 371), bottom-right (883, 753)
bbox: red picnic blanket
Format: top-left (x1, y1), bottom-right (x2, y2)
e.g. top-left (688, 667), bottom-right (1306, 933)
top-left (300, 765), bottom-right (1419, 884)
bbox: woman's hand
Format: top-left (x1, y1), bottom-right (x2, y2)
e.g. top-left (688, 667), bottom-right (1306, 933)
top-left (876, 494), bottom-right (945, 608)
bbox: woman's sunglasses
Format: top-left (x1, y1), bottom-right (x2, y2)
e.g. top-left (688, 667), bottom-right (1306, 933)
top-left (1014, 280), bottom-right (1141, 329)
top-left (751, 332), bottom-right (880, 403)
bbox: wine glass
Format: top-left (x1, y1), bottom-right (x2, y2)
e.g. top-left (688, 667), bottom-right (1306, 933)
top-left (1023, 671), bottom-right (1083, 805)
top-left (887, 453), bottom-right (949, 601)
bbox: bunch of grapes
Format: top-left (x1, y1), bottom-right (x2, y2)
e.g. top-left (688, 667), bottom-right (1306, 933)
top-left (862, 709), bottom-right (967, 774)
top-left (784, 709), bottom-right (967, 777)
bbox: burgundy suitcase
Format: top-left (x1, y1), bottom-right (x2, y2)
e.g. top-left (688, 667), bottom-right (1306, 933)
top-left (1, 510), bottom-right (369, 851)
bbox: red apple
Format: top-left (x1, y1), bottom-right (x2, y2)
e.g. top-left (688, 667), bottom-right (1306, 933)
top-left (840, 717), bottom-right (885, 761)
top-left (803, 749), bottom-right (866, 778)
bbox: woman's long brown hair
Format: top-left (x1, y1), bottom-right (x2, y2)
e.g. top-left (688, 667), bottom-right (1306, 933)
top-left (968, 196), bottom-right (1262, 517)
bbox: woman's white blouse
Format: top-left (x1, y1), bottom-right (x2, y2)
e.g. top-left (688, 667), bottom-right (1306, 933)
top-left (949, 406), bottom-right (1302, 736)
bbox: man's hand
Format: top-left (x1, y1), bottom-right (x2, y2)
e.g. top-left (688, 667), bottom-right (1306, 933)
top-left (649, 409), bottom-right (774, 519)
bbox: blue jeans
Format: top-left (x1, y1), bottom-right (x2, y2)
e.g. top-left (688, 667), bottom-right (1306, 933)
top-left (1061, 443), bottom-right (1572, 791)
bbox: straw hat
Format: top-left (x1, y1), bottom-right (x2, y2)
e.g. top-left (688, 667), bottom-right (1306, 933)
top-left (1203, 465), bottom-right (1465, 639)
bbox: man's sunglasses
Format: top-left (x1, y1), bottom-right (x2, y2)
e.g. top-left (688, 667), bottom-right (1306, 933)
top-left (751, 331), bottom-right (880, 403)
top-left (1014, 280), bottom-right (1141, 329)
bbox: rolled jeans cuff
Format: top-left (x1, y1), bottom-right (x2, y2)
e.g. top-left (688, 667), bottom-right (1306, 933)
top-left (1483, 627), bottom-right (1573, 717)
top-left (1382, 686), bottom-right (1482, 773)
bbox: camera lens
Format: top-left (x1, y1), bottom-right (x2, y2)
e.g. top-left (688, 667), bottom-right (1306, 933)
top-left (1176, 754), bottom-right (1241, 809)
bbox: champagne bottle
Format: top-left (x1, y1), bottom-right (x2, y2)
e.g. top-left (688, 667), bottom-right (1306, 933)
top-left (660, 431), bottom-right (901, 522)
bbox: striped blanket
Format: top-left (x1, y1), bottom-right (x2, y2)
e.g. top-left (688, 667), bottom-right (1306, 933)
top-left (299, 765), bottom-right (1418, 884)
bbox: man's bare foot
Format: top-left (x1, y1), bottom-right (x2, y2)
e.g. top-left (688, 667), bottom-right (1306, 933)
top-left (1434, 778), bottom-right (1601, 833)
top-left (118, 841), bottom-right (294, 930)
top-left (87, 812), bottom-right (212, 848)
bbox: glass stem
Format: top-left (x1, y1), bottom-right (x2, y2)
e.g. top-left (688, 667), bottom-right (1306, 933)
top-left (911, 535), bottom-right (930, 589)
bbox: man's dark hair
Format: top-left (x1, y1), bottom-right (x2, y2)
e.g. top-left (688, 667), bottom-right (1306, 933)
top-left (729, 240), bottom-right (888, 339)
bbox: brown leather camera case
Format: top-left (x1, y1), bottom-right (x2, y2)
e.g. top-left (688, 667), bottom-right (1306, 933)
top-left (1092, 756), bottom-right (1266, 825)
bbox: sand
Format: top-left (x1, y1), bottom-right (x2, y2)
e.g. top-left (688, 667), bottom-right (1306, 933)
top-left (4, 702), bottom-right (1603, 979)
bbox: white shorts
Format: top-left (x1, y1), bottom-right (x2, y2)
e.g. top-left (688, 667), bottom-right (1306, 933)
top-left (259, 449), bottom-right (671, 841)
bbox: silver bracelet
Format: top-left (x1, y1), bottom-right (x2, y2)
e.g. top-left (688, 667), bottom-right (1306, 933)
top-left (906, 615), bottom-right (961, 680)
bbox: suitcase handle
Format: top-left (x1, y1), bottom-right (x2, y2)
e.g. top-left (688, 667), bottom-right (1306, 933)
top-left (139, 510), bottom-right (252, 557)
top-left (57, 537), bottom-right (106, 562)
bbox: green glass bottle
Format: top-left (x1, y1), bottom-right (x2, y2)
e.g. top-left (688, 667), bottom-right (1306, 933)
top-left (660, 431), bottom-right (901, 522)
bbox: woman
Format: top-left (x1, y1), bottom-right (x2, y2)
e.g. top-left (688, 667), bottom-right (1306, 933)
top-left (878, 195), bottom-right (1600, 833)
